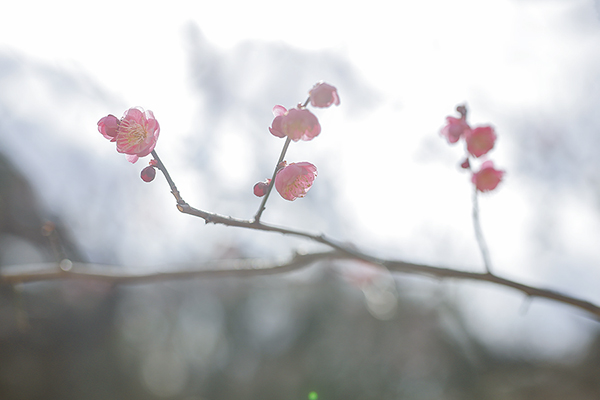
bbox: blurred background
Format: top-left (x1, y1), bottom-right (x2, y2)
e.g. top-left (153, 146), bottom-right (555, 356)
top-left (2, 0), bottom-right (600, 398)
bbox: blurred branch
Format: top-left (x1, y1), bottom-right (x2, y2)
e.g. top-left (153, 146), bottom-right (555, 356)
top-left (2, 250), bottom-right (600, 320)
top-left (0, 252), bottom-right (335, 284)
top-left (472, 187), bottom-right (493, 274)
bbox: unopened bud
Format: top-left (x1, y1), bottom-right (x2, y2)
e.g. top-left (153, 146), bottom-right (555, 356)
top-left (253, 179), bottom-right (271, 197)
top-left (141, 166), bottom-right (156, 182)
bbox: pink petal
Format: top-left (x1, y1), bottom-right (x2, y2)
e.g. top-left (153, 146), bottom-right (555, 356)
top-left (269, 115), bottom-right (286, 138)
top-left (272, 105), bottom-right (287, 117)
top-left (97, 114), bottom-right (119, 141)
top-left (126, 154), bottom-right (139, 163)
top-left (441, 116), bottom-right (470, 144)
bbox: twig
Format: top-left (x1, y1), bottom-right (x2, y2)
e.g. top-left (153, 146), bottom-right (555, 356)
top-left (151, 150), bottom-right (185, 205)
top-left (254, 136), bottom-right (292, 222)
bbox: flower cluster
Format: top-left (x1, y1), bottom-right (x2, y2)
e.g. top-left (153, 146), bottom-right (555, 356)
top-left (98, 107), bottom-right (161, 182)
top-left (440, 105), bottom-right (504, 192)
top-left (255, 82), bottom-right (339, 201)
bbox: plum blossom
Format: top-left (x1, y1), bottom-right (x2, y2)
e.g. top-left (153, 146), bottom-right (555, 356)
top-left (253, 179), bottom-right (271, 197)
top-left (472, 160), bottom-right (504, 192)
top-left (465, 126), bottom-right (496, 158)
top-left (441, 116), bottom-right (470, 144)
top-left (98, 107), bottom-right (160, 163)
top-left (309, 82), bottom-right (340, 108)
top-left (275, 162), bottom-right (318, 201)
top-left (269, 106), bottom-right (321, 141)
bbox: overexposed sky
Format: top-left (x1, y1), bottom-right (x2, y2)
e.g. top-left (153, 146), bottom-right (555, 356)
top-left (2, 0), bottom-right (600, 358)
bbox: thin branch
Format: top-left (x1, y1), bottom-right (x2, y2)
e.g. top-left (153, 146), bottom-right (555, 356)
top-left (151, 150), bottom-right (185, 205)
top-left (254, 136), bottom-right (292, 222)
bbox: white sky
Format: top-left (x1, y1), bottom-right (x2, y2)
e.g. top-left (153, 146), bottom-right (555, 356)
top-left (2, 0), bottom-right (600, 359)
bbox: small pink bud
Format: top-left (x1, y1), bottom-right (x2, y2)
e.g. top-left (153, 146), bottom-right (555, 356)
top-left (472, 160), bottom-right (504, 192)
top-left (309, 82), bottom-right (340, 108)
top-left (97, 114), bottom-right (119, 141)
top-left (269, 106), bottom-right (321, 141)
top-left (275, 162), bottom-right (317, 201)
top-left (253, 179), bottom-right (271, 197)
top-left (140, 166), bottom-right (156, 182)
top-left (441, 116), bottom-right (470, 144)
top-left (460, 158), bottom-right (471, 169)
top-left (149, 159), bottom-right (158, 167)
top-left (465, 126), bottom-right (496, 158)
top-left (277, 161), bottom-right (287, 172)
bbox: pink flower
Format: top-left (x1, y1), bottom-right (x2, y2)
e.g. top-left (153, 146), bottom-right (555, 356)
top-left (115, 108), bottom-right (160, 163)
top-left (269, 106), bottom-right (321, 141)
top-left (309, 82), bottom-right (340, 108)
top-left (465, 126), bottom-right (496, 158)
top-left (472, 160), bottom-right (504, 192)
top-left (98, 108), bottom-right (160, 163)
top-left (275, 162), bottom-right (317, 201)
top-left (97, 114), bottom-right (120, 141)
top-left (441, 116), bottom-right (470, 144)
top-left (253, 179), bottom-right (271, 197)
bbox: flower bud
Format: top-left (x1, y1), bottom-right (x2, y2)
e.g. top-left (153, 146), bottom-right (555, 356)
top-left (253, 179), bottom-right (271, 197)
top-left (141, 166), bottom-right (156, 182)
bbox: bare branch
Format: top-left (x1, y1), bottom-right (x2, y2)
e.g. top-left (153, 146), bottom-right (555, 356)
top-left (2, 251), bottom-right (599, 321)
top-left (0, 252), bottom-right (336, 285)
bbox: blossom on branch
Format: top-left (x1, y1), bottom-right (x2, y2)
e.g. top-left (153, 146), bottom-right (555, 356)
top-left (472, 160), bottom-right (504, 192)
top-left (275, 162), bottom-right (318, 201)
top-left (465, 126), bottom-right (496, 158)
top-left (309, 82), bottom-right (340, 108)
top-left (269, 106), bottom-right (321, 141)
top-left (440, 116), bottom-right (470, 144)
top-left (98, 107), bottom-right (160, 163)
